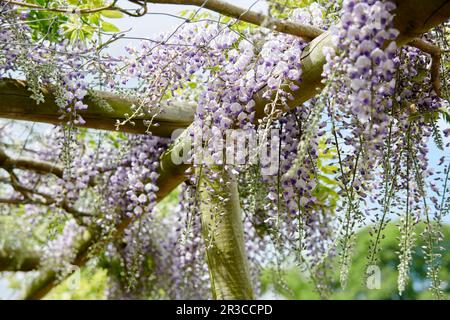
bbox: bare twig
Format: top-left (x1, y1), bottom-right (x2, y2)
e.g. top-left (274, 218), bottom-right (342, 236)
top-left (2, 0), bottom-right (114, 14)
top-left (0, 148), bottom-right (63, 178)
top-left (0, 148), bottom-right (91, 220)
top-left (147, 0), bottom-right (324, 40)
top-left (0, 196), bottom-right (23, 205)
top-left (2, 172), bottom-right (92, 219)
top-left (409, 38), bottom-right (442, 96)
top-left (1, 0), bottom-right (149, 17)
top-left (4, 0), bottom-right (324, 40)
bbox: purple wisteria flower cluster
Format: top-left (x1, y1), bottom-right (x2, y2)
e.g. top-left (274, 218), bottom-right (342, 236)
top-left (0, 5), bottom-right (102, 125)
top-left (238, 101), bottom-right (335, 295)
top-left (321, 0), bottom-right (448, 294)
top-left (320, 0), bottom-right (410, 288)
top-left (41, 220), bottom-right (85, 276)
top-left (1, 0), bottom-right (449, 300)
top-left (324, 0), bottom-right (398, 154)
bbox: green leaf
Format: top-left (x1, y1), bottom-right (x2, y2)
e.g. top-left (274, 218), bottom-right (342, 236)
top-left (321, 165), bottom-right (338, 175)
top-left (188, 82), bottom-right (197, 89)
top-left (101, 10), bottom-right (124, 19)
top-left (412, 69), bottom-right (427, 82)
top-left (70, 30), bottom-right (79, 43)
top-left (318, 174), bottom-right (338, 186)
top-left (101, 21), bottom-right (120, 33)
top-left (89, 13), bottom-right (101, 26)
top-left (78, 30), bottom-right (85, 42)
top-left (439, 107), bottom-right (450, 124)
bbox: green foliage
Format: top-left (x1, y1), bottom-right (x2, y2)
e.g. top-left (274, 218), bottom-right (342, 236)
top-left (268, 0), bottom-right (341, 19)
top-left (0, 202), bottom-right (63, 244)
top-left (154, 187), bottom-right (180, 218)
top-left (269, 0), bottom-right (316, 19)
top-left (179, 9), bottom-right (255, 40)
top-left (100, 21), bottom-right (120, 33)
top-left (0, 212), bottom-right (43, 257)
top-left (21, 0), bottom-right (122, 43)
top-left (313, 139), bottom-right (339, 211)
top-left (45, 265), bottom-right (108, 300)
top-left (261, 222), bottom-right (450, 299)
top-left (439, 105), bottom-right (450, 124)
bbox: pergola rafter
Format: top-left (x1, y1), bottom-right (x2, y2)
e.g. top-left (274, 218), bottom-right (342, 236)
top-left (0, 78), bottom-right (195, 137)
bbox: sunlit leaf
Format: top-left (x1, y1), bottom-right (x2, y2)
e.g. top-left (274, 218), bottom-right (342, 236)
top-left (101, 10), bottom-right (124, 19)
top-left (101, 21), bottom-right (120, 33)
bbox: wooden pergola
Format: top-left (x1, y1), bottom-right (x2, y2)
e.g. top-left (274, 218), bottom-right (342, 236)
top-left (0, 0), bottom-right (449, 299)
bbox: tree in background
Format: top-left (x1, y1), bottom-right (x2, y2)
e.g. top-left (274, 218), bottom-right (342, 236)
top-left (262, 223), bottom-right (450, 299)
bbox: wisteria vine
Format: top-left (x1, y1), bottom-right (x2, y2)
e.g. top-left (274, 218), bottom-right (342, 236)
top-left (0, 0), bottom-right (449, 300)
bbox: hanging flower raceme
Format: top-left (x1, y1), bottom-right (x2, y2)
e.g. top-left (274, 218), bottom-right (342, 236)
top-left (319, 0), bottom-right (400, 287)
top-left (41, 219), bottom-right (86, 276)
top-left (0, 5), bottom-right (107, 125)
top-left (1, 0), bottom-right (449, 300)
top-left (324, 0), bottom-right (399, 157)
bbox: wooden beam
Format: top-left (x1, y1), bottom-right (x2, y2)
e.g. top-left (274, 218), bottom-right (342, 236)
top-left (0, 78), bottom-right (195, 137)
top-left (0, 245), bottom-right (41, 272)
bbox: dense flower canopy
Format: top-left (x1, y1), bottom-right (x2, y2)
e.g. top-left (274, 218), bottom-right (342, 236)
top-left (0, 0), bottom-right (449, 300)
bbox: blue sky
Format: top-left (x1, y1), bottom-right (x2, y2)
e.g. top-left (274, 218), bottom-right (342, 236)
top-left (106, 0), bottom-right (268, 56)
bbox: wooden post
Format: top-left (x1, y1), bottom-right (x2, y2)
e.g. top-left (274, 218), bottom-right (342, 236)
top-left (199, 168), bottom-right (254, 299)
